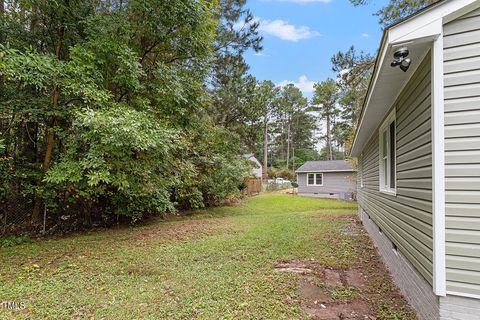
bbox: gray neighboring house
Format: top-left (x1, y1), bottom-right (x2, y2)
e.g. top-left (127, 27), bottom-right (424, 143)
top-left (242, 154), bottom-right (262, 178)
top-left (351, 0), bottom-right (480, 318)
top-left (295, 160), bottom-right (356, 198)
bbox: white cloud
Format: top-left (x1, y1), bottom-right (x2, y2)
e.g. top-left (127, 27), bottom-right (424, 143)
top-left (254, 52), bottom-right (270, 57)
top-left (361, 33), bottom-right (369, 38)
top-left (259, 19), bottom-right (321, 42)
top-left (234, 17), bottom-right (320, 42)
top-left (277, 75), bottom-right (316, 95)
top-left (263, 0), bottom-right (332, 3)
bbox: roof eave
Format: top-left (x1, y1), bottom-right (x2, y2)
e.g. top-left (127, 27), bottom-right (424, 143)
top-left (350, 0), bottom-right (480, 157)
top-left (350, 31), bottom-right (389, 156)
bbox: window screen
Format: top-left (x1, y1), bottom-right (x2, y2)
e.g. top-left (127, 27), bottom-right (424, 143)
top-left (389, 121), bottom-right (396, 189)
top-left (315, 173), bottom-right (323, 185)
top-left (308, 174), bottom-right (315, 185)
top-left (379, 110), bottom-right (396, 193)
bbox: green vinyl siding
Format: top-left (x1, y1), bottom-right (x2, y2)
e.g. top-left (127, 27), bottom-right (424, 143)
top-left (357, 53), bottom-right (433, 285)
top-left (443, 7), bottom-right (480, 296)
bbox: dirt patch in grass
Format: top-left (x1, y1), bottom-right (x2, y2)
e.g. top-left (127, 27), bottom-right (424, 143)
top-left (324, 268), bottom-right (343, 287)
top-left (302, 300), bottom-right (372, 320)
top-left (127, 218), bottom-right (239, 243)
top-left (275, 215), bottom-right (416, 320)
top-left (297, 281), bottom-right (331, 304)
top-left (276, 261), bottom-right (368, 318)
top-left (345, 269), bottom-right (366, 289)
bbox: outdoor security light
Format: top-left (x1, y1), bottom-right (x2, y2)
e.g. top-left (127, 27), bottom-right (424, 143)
top-left (390, 47), bottom-right (411, 72)
top-left (399, 58), bottom-right (411, 72)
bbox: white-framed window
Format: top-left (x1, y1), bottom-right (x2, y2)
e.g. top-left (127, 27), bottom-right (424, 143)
top-left (307, 173), bottom-right (323, 186)
top-left (379, 109), bottom-right (396, 194)
top-left (360, 154), bottom-right (364, 188)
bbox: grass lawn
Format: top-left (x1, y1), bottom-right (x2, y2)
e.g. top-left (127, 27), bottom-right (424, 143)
top-left (0, 194), bottom-right (414, 319)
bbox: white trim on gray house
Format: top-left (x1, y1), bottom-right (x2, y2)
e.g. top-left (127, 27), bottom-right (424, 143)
top-left (351, 0), bottom-right (480, 318)
top-left (431, 27), bottom-right (447, 297)
top-left (378, 109), bottom-right (397, 195)
top-left (306, 173), bottom-right (324, 186)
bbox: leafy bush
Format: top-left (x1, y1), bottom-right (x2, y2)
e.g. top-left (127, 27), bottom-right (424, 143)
top-left (0, 0), bottom-right (256, 229)
top-left (45, 105), bottom-right (179, 220)
top-left (0, 236), bottom-right (31, 248)
top-left (266, 167), bottom-right (294, 181)
top-left (172, 120), bottom-right (250, 209)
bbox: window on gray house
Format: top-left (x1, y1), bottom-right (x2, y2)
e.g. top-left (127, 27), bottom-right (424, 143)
top-left (315, 173), bottom-right (323, 185)
top-left (379, 109), bottom-right (396, 194)
top-left (308, 173), bottom-right (315, 185)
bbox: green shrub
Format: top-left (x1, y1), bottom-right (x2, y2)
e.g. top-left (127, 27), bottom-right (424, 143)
top-left (0, 236), bottom-right (31, 248)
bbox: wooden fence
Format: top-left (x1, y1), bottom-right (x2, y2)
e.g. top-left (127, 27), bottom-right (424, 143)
top-left (244, 177), bottom-right (262, 196)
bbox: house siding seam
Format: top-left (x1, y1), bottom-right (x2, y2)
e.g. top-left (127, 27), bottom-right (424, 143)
top-left (443, 7), bottom-right (480, 297)
top-left (359, 208), bottom-right (439, 320)
top-left (297, 172), bottom-right (355, 196)
top-left (357, 53), bottom-right (434, 285)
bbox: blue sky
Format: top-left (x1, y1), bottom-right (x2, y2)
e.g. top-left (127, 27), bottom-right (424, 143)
top-left (244, 0), bottom-right (389, 98)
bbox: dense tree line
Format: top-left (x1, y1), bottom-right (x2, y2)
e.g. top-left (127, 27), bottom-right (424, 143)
top-left (0, 0), bottom-right (318, 228)
top-left (0, 0), bottom-right (258, 225)
top-left (0, 0), bottom-right (435, 228)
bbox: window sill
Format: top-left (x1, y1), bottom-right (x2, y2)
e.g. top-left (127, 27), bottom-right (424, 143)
top-left (379, 189), bottom-right (396, 196)
top-left (307, 185), bottom-right (324, 187)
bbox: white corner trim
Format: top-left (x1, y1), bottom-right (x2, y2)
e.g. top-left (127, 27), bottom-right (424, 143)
top-left (432, 33), bottom-right (446, 297)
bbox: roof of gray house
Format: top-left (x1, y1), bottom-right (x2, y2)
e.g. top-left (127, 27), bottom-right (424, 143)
top-left (241, 153), bottom-right (261, 166)
top-left (295, 160), bottom-right (355, 173)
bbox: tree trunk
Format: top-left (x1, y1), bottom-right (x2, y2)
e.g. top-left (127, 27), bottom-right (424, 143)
top-left (42, 127), bottom-right (55, 171)
top-left (326, 116), bottom-right (333, 161)
top-left (0, 1), bottom-right (4, 90)
top-left (286, 119), bottom-right (290, 169)
top-left (31, 111), bottom-right (56, 222)
top-left (292, 146), bottom-right (295, 172)
top-left (292, 114), bottom-right (299, 171)
top-left (263, 120), bottom-right (268, 181)
top-left (83, 202), bottom-right (92, 227)
top-left (21, 121), bottom-right (38, 163)
top-left (32, 26), bottom-right (64, 222)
